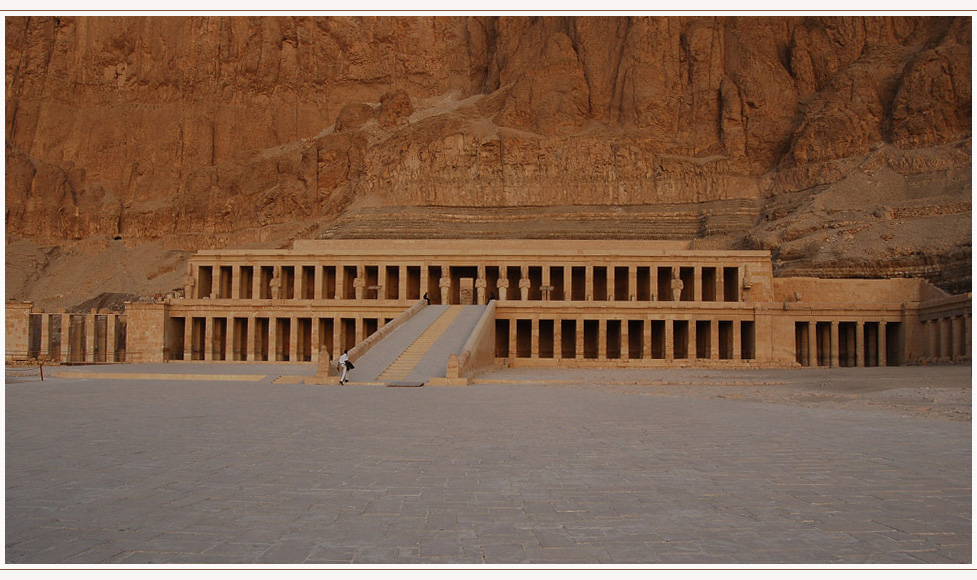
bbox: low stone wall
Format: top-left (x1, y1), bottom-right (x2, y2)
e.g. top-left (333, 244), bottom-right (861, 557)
top-left (440, 301), bottom-right (497, 385)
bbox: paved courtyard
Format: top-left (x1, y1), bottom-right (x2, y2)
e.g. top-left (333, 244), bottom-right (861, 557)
top-left (5, 364), bottom-right (972, 565)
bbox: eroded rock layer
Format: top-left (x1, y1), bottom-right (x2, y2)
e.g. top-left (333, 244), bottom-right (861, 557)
top-left (4, 15), bottom-right (971, 310)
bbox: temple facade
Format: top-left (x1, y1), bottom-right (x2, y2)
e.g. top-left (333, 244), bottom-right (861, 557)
top-left (6, 239), bottom-right (972, 372)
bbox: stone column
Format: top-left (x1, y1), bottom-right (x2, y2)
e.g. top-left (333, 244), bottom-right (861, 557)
top-left (830, 321), bottom-right (840, 368)
top-left (252, 266), bottom-right (262, 300)
top-left (688, 319), bottom-right (697, 360)
top-left (716, 268), bottom-right (725, 303)
top-left (309, 265), bottom-right (320, 300)
top-left (585, 266), bottom-right (594, 301)
top-left (336, 266), bottom-right (346, 300)
top-left (621, 319), bottom-right (630, 361)
top-left (665, 318), bottom-right (674, 362)
top-left (607, 267), bottom-right (616, 302)
top-left (230, 265), bottom-right (240, 299)
top-left (420, 267), bottom-right (430, 303)
top-left (649, 267), bottom-right (658, 301)
top-left (597, 319), bottom-right (607, 360)
top-left (629, 267), bottom-right (637, 301)
top-left (807, 320), bottom-right (816, 367)
top-left (576, 319), bottom-right (584, 360)
top-left (85, 313), bottom-right (96, 363)
top-left (879, 321), bottom-right (887, 367)
top-left (940, 317), bottom-right (952, 362)
top-left (710, 320), bottom-right (719, 360)
top-left (333, 320), bottom-right (342, 361)
top-left (694, 267), bottom-right (702, 302)
top-left (562, 265), bottom-right (572, 302)
top-left (531, 318), bottom-right (539, 358)
top-left (40, 314), bottom-right (50, 361)
top-left (203, 317), bottom-right (214, 361)
top-left (400, 266), bottom-right (408, 303)
top-left (541, 266), bottom-right (551, 301)
top-left (734, 319), bottom-right (743, 361)
top-left (269, 318), bottom-right (279, 362)
top-left (963, 314), bottom-right (973, 358)
top-left (644, 319), bottom-right (653, 359)
top-left (354, 266), bottom-right (366, 301)
top-left (855, 321), bottom-right (864, 367)
top-left (107, 314), bottom-right (117, 362)
top-left (554, 318), bottom-right (563, 360)
top-left (289, 316), bottom-right (298, 362)
top-left (246, 315), bottom-right (256, 361)
top-left (509, 319), bottom-right (518, 359)
top-left (184, 318), bottom-right (194, 361)
top-left (952, 316), bottom-right (963, 360)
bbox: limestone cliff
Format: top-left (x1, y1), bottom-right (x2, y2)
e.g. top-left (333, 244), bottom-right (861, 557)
top-left (5, 16), bottom-right (971, 310)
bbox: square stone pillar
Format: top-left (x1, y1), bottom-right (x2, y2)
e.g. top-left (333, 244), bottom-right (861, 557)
top-left (61, 313), bottom-right (72, 363)
top-left (879, 321), bottom-right (887, 367)
top-left (733, 319), bottom-right (742, 361)
top-left (855, 321), bottom-right (864, 367)
top-left (252, 266), bottom-right (262, 300)
top-left (710, 320), bottom-right (719, 360)
top-left (247, 315), bottom-right (257, 361)
top-left (184, 318), bottom-right (194, 361)
top-left (400, 266), bottom-right (409, 302)
top-left (204, 317), bottom-right (214, 361)
top-left (807, 320), bottom-right (816, 367)
top-left (628, 267), bottom-right (637, 301)
top-left (356, 317), bottom-right (365, 345)
top-left (598, 319), bottom-right (607, 360)
top-left (311, 318), bottom-right (320, 363)
top-left (510, 319), bottom-right (518, 359)
top-left (644, 319), bottom-right (653, 359)
top-left (621, 319), bottom-right (630, 361)
top-left (562, 265), bottom-right (572, 302)
top-left (107, 314), bottom-right (117, 362)
top-left (554, 318), bottom-right (562, 360)
top-left (85, 313), bottom-right (96, 363)
top-left (40, 314), bottom-right (50, 361)
top-left (420, 267), bottom-right (430, 302)
top-left (716, 266), bottom-right (726, 302)
top-left (290, 316), bottom-right (299, 362)
top-left (585, 266), bottom-right (594, 301)
top-left (576, 319), bottom-right (585, 360)
top-left (269, 319), bottom-right (279, 362)
top-left (378, 264), bottom-right (388, 301)
top-left (333, 320), bottom-right (343, 361)
top-left (231, 266), bottom-right (241, 299)
top-left (665, 319), bottom-right (674, 362)
top-left (314, 265), bottom-right (324, 300)
top-left (531, 318), bottom-right (539, 358)
top-left (688, 319), bottom-right (697, 360)
top-left (694, 267), bottom-right (703, 302)
top-left (336, 266), bottom-right (346, 300)
top-left (830, 321), bottom-right (840, 368)
top-left (607, 268), bottom-right (615, 302)
top-left (940, 317), bottom-right (951, 362)
top-left (650, 267), bottom-right (658, 301)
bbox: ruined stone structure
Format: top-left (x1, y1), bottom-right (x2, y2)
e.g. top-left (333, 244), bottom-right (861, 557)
top-left (8, 240), bottom-right (969, 377)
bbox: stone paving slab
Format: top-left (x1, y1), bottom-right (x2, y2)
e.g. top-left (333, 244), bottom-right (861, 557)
top-left (5, 366), bottom-right (972, 565)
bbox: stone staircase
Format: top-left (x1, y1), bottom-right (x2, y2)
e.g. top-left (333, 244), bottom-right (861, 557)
top-left (377, 306), bottom-right (464, 382)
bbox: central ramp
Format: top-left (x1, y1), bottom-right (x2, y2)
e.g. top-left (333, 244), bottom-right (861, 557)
top-left (352, 305), bottom-right (486, 385)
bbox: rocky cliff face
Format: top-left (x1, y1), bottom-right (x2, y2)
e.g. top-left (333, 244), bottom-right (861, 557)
top-left (5, 15), bottom-right (971, 310)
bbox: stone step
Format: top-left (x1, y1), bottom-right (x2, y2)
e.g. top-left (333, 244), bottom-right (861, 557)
top-left (376, 306), bottom-right (465, 382)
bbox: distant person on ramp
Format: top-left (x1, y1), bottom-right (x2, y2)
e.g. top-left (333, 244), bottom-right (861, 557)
top-left (338, 350), bottom-right (354, 384)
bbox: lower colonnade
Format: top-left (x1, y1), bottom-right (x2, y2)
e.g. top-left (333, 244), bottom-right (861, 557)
top-left (6, 240), bottom-right (972, 370)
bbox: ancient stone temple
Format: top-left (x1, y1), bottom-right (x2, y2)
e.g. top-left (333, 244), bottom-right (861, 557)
top-left (9, 239), bottom-right (968, 380)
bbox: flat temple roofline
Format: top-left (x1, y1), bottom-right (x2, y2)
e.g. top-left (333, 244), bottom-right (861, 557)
top-left (190, 239), bottom-right (772, 259)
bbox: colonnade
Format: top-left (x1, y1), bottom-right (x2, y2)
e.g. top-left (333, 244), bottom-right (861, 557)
top-left (495, 316), bottom-right (756, 363)
top-left (24, 312), bottom-right (124, 363)
top-left (793, 320), bottom-right (898, 367)
top-left (164, 313), bottom-right (390, 363)
top-left (188, 262), bottom-right (746, 305)
top-left (921, 313), bottom-right (972, 362)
